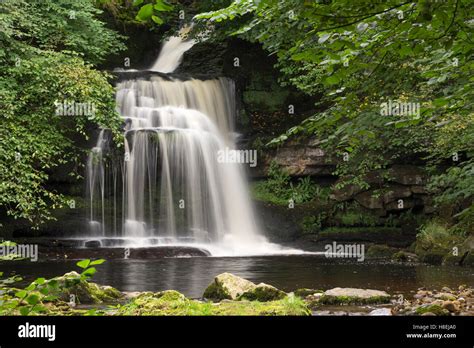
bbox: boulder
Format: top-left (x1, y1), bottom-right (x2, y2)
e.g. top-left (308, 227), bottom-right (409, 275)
top-left (294, 288), bottom-right (323, 298)
top-left (442, 300), bottom-right (460, 313)
top-left (203, 273), bottom-right (287, 302)
top-left (43, 271), bottom-right (122, 304)
top-left (319, 287), bottom-right (391, 305)
top-left (239, 283), bottom-right (287, 302)
top-left (203, 273), bottom-right (257, 301)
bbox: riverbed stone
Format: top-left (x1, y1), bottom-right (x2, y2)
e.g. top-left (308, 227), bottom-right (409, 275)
top-left (369, 308), bottom-right (392, 316)
top-left (442, 300), bottom-right (460, 313)
top-left (434, 292), bottom-right (457, 301)
top-left (319, 287), bottom-right (391, 305)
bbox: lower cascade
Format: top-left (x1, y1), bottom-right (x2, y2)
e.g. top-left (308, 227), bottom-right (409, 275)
top-left (86, 53), bottom-right (299, 256)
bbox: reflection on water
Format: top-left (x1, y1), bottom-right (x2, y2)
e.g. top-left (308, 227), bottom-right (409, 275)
top-left (1, 256), bottom-right (472, 298)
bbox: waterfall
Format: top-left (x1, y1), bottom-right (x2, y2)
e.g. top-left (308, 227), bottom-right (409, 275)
top-left (86, 31), bottom-right (302, 256)
top-left (150, 26), bottom-right (195, 73)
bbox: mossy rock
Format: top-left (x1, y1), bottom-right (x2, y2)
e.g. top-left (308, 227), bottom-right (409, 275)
top-left (392, 251), bottom-right (409, 262)
top-left (294, 288), bottom-right (323, 298)
top-left (366, 244), bottom-right (398, 259)
top-left (319, 288), bottom-right (391, 305)
top-left (415, 304), bottom-right (450, 316)
top-left (42, 271), bottom-right (122, 304)
top-left (238, 283), bottom-right (287, 302)
top-left (203, 273), bottom-right (256, 301)
top-left (117, 291), bottom-right (310, 316)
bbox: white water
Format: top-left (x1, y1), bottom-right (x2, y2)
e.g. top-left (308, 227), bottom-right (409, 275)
top-left (86, 30), bottom-right (304, 256)
top-left (150, 26), bottom-right (195, 73)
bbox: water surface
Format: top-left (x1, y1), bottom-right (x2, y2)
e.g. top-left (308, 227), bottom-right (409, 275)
top-left (1, 256), bottom-right (472, 298)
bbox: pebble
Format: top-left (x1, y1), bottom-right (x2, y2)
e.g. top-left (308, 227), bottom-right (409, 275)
top-left (442, 301), bottom-right (460, 313)
top-left (369, 308), bottom-right (392, 316)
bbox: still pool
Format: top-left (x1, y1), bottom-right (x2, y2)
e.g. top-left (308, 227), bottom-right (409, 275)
top-left (1, 255), bottom-right (472, 298)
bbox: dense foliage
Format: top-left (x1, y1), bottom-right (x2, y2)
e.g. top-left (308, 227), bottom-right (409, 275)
top-left (0, 0), bottom-right (125, 226)
top-left (195, 0), bottom-right (474, 232)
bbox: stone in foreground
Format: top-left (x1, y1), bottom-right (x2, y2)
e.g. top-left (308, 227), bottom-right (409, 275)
top-left (239, 283), bottom-right (287, 301)
top-left (203, 273), bottom-right (287, 302)
top-left (319, 287), bottom-right (391, 305)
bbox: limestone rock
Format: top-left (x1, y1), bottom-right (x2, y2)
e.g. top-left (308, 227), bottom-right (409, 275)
top-left (203, 273), bottom-right (256, 301)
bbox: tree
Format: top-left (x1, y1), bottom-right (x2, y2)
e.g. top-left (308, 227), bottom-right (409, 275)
top-left (0, 0), bottom-right (125, 226)
top-left (195, 0), bottom-right (474, 231)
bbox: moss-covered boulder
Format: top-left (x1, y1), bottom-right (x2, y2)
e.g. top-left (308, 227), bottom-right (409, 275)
top-left (42, 271), bottom-right (122, 304)
top-left (319, 287), bottom-right (391, 305)
top-left (203, 273), bottom-right (257, 301)
top-left (239, 283), bottom-right (287, 302)
top-left (294, 288), bottom-right (323, 298)
top-left (203, 273), bottom-right (288, 302)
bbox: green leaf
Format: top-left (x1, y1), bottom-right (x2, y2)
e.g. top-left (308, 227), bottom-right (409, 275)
top-left (81, 267), bottom-right (96, 277)
top-left (15, 290), bottom-right (27, 299)
top-left (154, 0), bottom-right (173, 12)
top-left (25, 283), bottom-right (36, 291)
top-left (26, 294), bottom-right (40, 305)
top-left (136, 3), bottom-right (154, 21)
top-left (132, 0), bottom-right (144, 6)
top-left (151, 15), bottom-right (164, 24)
top-left (89, 259), bottom-right (106, 266)
top-left (34, 277), bottom-right (46, 285)
top-left (76, 259), bottom-right (91, 269)
top-left (20, 307), bottom-right (30, 316)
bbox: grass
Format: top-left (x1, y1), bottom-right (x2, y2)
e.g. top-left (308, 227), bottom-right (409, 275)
top-left (116, 291), bottom-right (311, 316)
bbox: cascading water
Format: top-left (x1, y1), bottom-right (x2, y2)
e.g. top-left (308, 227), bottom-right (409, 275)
top-left (86, 30), bottom-right (302, 256)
